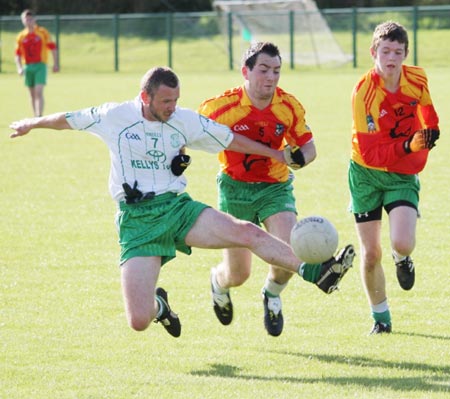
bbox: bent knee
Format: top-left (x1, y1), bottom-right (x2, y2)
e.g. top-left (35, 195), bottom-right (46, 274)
top-left (128, 317), bottom-right (151, 331)
top-left (127, 311), bottom-right (156, 331)
top-left (227, 268), bottom-right (251, 286)
top-left (391, 240), bottom-right (415, 257)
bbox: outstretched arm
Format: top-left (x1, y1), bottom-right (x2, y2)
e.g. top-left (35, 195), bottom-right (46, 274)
top-left (9, 112), bottom-right (71, 138)
top-left (227, 132), bottom-right (285, 164)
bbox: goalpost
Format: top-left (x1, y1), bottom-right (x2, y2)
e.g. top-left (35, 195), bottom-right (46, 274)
top-left (213, 0), bottom-right (352, 68)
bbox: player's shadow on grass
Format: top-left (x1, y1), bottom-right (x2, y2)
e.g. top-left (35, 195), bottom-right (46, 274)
top-left (394, 330), bottom-right (450, 341)
top-left (282, 351), bottom-right (450, 375)
top-left (190, 358), bottom-right (449, 393)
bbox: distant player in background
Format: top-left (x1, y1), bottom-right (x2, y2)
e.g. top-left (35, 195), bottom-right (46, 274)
top-left (199, 41), bottom-right (355, 337)
top-left (15, 9), bottom-right (59, 117)
top-left (348, 21), bottom-right (440, 334)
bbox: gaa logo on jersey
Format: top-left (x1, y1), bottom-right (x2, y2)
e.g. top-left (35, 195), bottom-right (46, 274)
top-left (233, 124), bottom-right (250, 132)
top-left (125, 132), bottom-right (141, 140)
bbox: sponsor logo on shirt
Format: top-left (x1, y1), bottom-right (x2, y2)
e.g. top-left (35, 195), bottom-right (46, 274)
top-left (131, 160), bottom-right (159, 169)
top-left (146, 149), bottom-right (167, 163)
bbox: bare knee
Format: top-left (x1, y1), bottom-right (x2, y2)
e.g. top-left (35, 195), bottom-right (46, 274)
top-left (361, 247), bottom-right (382, 271)
top-left (126, 309), bottom-right (157, 332)
top-left (391, 238), bottom-right (415, 257)
top-left (217, 258), bottom-right (251, 287)
top-left (226, 267), bottom-right (251, 286)
top-left (128, 315), bottom-right (151, 331)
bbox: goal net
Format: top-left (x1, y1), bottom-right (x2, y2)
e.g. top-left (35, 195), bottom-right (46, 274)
top-left (213, 0), bottom-right (352, 67)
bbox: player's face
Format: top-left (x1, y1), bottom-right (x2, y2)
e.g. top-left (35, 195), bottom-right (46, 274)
top-left (372, 39), bottom-right (408, 79)
top-left (141, 84), bottom-right (180, 122)
top-left (243, 53), bottom-right (281, 102)
top-left (22, 15), bottom-right (35, 29)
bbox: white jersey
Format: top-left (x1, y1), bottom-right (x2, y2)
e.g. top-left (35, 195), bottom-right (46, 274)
top-left (66, 97), bottom-right (234, 202)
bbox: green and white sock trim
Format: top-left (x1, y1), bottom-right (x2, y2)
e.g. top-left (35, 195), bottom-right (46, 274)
top-left (263, 277), bottom-right (287, 297)
top-left (371, 299), bottom-right (391, 326)
top-left (155, 295), bottom-right (167, 319)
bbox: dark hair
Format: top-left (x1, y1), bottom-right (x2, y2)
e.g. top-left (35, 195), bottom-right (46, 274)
top-left (371, 21), bottom-right (409, 53)
top-left (242, 42), bottom-right (281, 69)
top-left (21, 9), bottom-right (33, 19)
top-left (140, 67), bottom-right (179, 97)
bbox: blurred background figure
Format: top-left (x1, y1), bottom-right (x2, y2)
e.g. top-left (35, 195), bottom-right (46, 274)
top-left (15, 9), bottom-right (59, 116)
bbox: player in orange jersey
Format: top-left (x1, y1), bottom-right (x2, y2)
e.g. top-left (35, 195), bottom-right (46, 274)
top-left (15, 9), bottom-right (59, 116)
top-left (348, 21), bottom-right (440, 334)
top-left (199, 42), bottom-right (355, 336)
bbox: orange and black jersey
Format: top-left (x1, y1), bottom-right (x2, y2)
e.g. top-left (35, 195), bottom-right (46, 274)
top-left (351, 65), bottom-right (439, 174)
top-left (199, 85), bottom-right (313, 183)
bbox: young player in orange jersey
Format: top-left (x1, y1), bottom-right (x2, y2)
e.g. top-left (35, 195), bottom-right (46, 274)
top-left (199, 42), bottom-right (355, 336)
top-left (348, 21), bottom-right (440, 334)
top-left (15, 9), bottom-right (59, 116)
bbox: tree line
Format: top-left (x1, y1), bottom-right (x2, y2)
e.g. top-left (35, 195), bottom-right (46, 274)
top-left (0, 0), bottom-right (448, 16)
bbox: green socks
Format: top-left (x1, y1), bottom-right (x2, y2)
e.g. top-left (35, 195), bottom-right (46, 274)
top-left (298, 262), bottom-right (322, 283)
top-left (371, 299), bottom-right (391, 326)
top-left (372, 310), bottom-right (391, 326)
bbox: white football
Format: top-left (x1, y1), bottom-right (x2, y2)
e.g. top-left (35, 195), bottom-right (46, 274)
top-left (290, 216), bottom-right (339, 263)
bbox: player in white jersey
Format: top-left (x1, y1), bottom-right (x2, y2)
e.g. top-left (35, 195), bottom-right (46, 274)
top-left (66, 96), bottom-right (236, 202)
top-left (9, 66), bottom-right (354, 338)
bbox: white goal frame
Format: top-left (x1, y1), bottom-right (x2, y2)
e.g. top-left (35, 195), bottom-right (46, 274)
top-left (213, 0), bottom-right (352, 67)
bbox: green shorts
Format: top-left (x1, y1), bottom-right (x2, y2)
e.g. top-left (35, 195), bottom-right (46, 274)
top-left (217, 173), bottom-right (297, 226)
top-left (348, 160), bottom-right (420, 214)
top-left (116, 192), bottom-right (209, 266)
top-left (24, 62), bottom-right (47, 87)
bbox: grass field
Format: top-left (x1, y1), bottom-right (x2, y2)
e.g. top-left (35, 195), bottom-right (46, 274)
top-left (1, 27), bottom-right (450, 73)
top-left (0, 64), bottom-right (449, 398)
